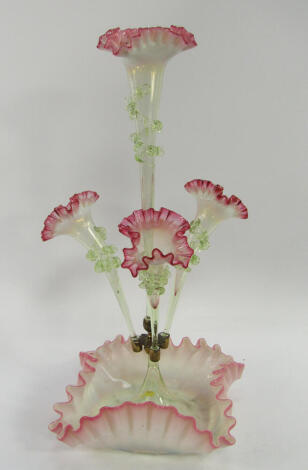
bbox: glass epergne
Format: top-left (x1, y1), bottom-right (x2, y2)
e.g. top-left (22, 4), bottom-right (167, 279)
top-left (43, 26), bottom-right (248, 455)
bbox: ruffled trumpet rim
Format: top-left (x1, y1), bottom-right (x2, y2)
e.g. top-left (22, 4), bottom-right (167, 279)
top-left (49, 335), bottom-right (244, 451)
top-left (118, 207), bottom-right (194, 277)
top-left (185, 179), bottom-right (248, 220)
top-left (41, 191), bottom-right (99, 241)
top-left (97, 25), bottom-right (197, 58)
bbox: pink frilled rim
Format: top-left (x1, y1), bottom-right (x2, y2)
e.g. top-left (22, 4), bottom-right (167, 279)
top-left (118, 207), bottom-right (194, 277)
top-left (97, 26), bottom-right (197, 57)
top-left (49, 336), bottom-right (244, 452)
top-left (185, 179), bottom-right (248, 219)
top-left (41, 191), bottom-right (99, 241)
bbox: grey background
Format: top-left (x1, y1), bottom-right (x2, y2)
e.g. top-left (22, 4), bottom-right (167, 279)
top-left (1, 0), bottom-right (307, 469)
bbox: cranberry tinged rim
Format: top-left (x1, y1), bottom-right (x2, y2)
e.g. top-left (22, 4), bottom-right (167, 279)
top-left (41, 191), bottom-right (99, 241)
top-left (185, 179), bottom-right (248, 220)
top-left (118, 207), bottom-right (194, 277)
top-left (97, 26), bottom-right (197, 57)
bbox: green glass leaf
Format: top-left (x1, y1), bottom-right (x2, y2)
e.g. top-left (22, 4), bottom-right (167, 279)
top-left (104, 260), bottom-right (113, 272)
top-left (190, 254), bottom-right (200, 265)
top-left (112, 257), bottom-right (121, 269)
top-left (190, 218), bottom-right (201, 233)
top-left (94, 260), bottom-right (104, 273)
top-left (102, 245), bottom-right (117, 255)
top-left (151, 120), bottom-right (163, 132)
top-left (134, 142), bottom-right (144, 151)
top-left (126, 100), bottom-right (139, 119)
top-left (138, 266), bottom-right (170, 296)
top-left (146, 145), bottom-right (160, 157)
top-left (86, 249), bottom-right (97, 262)
top-left (134, 87), bottom-right (144, 99)
top-left (135, 154), bottom-right (144, 162)
top-left (199, 232), bottom-right (210, 250)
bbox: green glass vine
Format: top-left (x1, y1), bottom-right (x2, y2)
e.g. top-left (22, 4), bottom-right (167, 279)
top-left (176, 219), bottom-right (210, 272)
top-left (189, 218), bottom-right (210, 251)
top-left (86, 226), bottom-right (121, 273)
top-left (139, 265), bottom-right (170, 296)
top-left (126, 84), bottom-right (164, 163)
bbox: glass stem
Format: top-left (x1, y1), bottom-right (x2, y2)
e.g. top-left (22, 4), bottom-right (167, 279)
top-left (126, 63), bottom-right (165, 210)
top-left (106, 269), bottom-right (136, 338)
top-left (147, 294), bottom-right (160, 350)
top-left (126, 64), bottom-right (166, 321)
top-left (138, 354), bottom-right (168, 404)
top-left (164, 236), bottom-right (201, 333)
top-left (138, 295), bottom-right (170, 404)
top-left (146, 301), bottom-right (152, 320)
top-left (86, 226), bottom-right (136, 337)
top-left (140, 155), bottom-right (155, 211)
top-left (164, 269), bottom-right (187, 334)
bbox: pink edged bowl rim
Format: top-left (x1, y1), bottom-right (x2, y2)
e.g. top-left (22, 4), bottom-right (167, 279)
top-left (49, 335), bottom-right (244, 449)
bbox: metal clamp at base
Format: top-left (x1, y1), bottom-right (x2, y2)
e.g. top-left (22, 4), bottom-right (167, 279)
top-left (131, 317), bottom-right (170, 355)
top-left (130, 335), bottom-right (142, 352)
top-left (149, 347), bottom-right (160, 362)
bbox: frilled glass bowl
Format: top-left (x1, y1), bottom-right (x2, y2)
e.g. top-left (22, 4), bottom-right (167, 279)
top-left (49, 336), bottom-right (243, 454)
